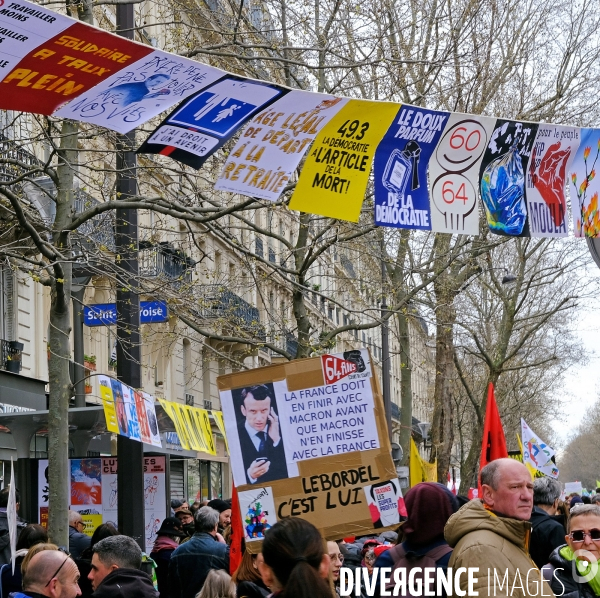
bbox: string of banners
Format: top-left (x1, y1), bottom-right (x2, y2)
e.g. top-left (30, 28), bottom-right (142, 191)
top-left (1, 1), bottom-right (598, 237)
top-left (98, 374), bottom-right (228, 455)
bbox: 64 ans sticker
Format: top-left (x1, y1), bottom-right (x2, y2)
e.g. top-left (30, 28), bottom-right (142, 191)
top-left (321, 349), bottom-right (372, 385)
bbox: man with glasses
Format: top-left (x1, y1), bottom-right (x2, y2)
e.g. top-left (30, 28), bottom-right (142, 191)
top-left (445, 459), bottom-right (554, 598)
top-left (68, 511), bottom-right (90, 560)
top-left (15, 549), bottom-right (81, 598)
top-left (543, 504), bottom-right (600, 598)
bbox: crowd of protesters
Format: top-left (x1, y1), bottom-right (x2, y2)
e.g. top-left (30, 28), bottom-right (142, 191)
top-left (1, 459), bottom-right (600, 598)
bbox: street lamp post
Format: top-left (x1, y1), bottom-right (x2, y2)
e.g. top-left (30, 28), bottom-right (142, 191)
top-left (115, 3), bottom-right (145, 548)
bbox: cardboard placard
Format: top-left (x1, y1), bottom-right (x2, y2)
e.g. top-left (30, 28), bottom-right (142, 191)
top-left (218, 349), bottom-right (398, 548)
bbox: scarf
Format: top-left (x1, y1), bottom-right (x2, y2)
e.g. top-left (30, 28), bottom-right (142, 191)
top-left (560, 545), bottom-right (600, 596)
top-left (152, 535), bottom-right (179, 552)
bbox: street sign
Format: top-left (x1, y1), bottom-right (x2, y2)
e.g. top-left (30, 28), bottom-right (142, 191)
top-left (84, 303), bottom-right (117, 326)
top-left (140, 301), bottom-right (169, 323)
top-left (84, 301), bottom-right (169, 326)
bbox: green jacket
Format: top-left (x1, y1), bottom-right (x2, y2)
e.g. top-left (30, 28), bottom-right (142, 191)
top-left (444, 499), bottom-right (555, 598)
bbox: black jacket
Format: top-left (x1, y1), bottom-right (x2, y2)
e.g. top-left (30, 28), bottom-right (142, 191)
top-left (92, 568), bottom-right (158, 598)
top-left (149, 547), bottom-right (176, 598)
top-left (68, 526), bottom-right (91, 560)
top-left (238, 423), bottom-right (287, 484)
top-left (543, 545), bottom-right (597, 598)
top-left (0, 512), bottom-right (26, 567)
top-left (529, 506), bottom-right (566, 569)
top-left (237, 580), bottom-right (269, 598)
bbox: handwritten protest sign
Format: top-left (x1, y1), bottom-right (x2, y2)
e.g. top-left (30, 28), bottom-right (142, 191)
top-left (214, 91), bottom-right (345, 201)
top-left (55, 51), bottom-right (224, 133)
top-left (218, 349), bottom-right (398, 545)
top-left (290, 100), bottom-right (398, 222)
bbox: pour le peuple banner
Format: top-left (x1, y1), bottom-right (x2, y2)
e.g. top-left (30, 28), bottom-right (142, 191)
top-left (1, 0), bottom-right (599, 237)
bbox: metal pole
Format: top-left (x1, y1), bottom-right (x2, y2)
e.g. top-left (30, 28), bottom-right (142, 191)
top-left (115, 3), bottom-right (145, 548)
top-left (381, 238), bottom-right (392, 442)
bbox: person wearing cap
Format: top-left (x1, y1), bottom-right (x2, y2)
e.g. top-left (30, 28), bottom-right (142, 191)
top-left (174, 509), bottom-right (195, 540)
top-left (207, 500), bottom-right (232, 534)
top-left (150, 518), bottom-right (187, 598)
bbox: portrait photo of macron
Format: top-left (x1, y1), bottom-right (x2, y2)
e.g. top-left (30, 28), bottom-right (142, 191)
top-left (231, 383), bottom-right (289, 485)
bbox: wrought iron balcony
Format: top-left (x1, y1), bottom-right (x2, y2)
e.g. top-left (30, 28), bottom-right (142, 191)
top-left (198, 285), bottom-right (265, 339)
top-left (0, 133), bottom-right (41, 186)
top-left (270, 329), bottom-right (298, 358)
top-left (0, 133), bottom-right (115, 250)
top-left (139, 242), bottom-right (195, 287)
top-left (73, 189), bottom-right (115, 252)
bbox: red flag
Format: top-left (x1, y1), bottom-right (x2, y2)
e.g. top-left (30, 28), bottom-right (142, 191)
top-left (478, 382), bottom-right (508, 494)
top-left (229, 486), bottom-right (243, 575)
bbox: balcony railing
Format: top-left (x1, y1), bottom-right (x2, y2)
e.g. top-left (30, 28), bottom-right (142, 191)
top-left (139, 242), bottom-right (195, 287)
top-left (270, 329), bottom-right (298, 358)
top-left (0, 133), bottom-right (42, 186)
top-left (198, 285), bottom-right (265, 339)
top-left (0, 133), bottom-right (115, 250)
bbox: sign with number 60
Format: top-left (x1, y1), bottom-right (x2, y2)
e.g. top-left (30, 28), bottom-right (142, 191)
top-left (430, 114), bottom-right (496, 234)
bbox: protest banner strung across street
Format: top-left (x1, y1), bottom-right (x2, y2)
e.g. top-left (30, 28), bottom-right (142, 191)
top-left (373, 106), bottom-right (449, 230)
top-left (137, 75), bottom-right (288, 169)
top-left (428, 114), bottom-right (496, 235)
top-left (525, 125), bottom-right (580, 238)
top-left (55, 51), bottom-right (225, 134)
top-left (479, 119), bottom-right (539, 237)
top-left (570, 128), bottom-right (600, 238)
top-left (289, 100), bottom-right (399, 222)
top-left (97, 374), bottom-right (162, 448)
top-left (0, 8), bottom-right (152, 114)
top-left (3, 1), bottom-right (600, 237)
top-left (218, 348), bottom-right (400, 547)
top-left (214, 91), bottom-right (346, 201)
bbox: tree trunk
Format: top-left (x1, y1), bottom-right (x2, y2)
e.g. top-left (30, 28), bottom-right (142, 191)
top-left (292, 213), bottom-right (311, 359)
top-left (397, 310), bottom-right (412, 466)
top-left (430, 294), bottom-right (456, 482)
top-left (47, 119), bottom-right (77, 546)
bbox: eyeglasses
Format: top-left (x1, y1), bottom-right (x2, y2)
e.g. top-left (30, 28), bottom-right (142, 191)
top-left (569, 529), bottom-right (600, 543)
top-left (329, 554), bottom-right (344, 563)
top-left (45, 551), bottom-right (71, 587)
top-left (75, 521), bottom-right (85, 528)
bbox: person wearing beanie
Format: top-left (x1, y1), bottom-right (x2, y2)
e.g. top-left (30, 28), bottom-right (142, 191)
top-left (207, 499), bottom-right (232, 534)
top-left (374, 481), bottom-right (459, 584)
top-left (571, 495), bottom-right (584, 508)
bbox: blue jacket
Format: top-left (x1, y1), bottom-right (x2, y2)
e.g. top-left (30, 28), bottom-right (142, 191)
top-left (168, 532), bottom-right (229, 598)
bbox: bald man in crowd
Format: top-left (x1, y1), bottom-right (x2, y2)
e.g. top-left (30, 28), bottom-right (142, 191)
top-left (445, 458), bottom-right (555, 598)
top-left (17, 549), bottom-right (81, 598)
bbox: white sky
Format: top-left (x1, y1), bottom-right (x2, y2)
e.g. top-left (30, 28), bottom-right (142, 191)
top-left (550, 254), bottom-right (600, 448)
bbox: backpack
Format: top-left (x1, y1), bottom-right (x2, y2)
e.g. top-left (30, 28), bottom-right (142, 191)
top-left (385, 543), bottom-right (453, 597)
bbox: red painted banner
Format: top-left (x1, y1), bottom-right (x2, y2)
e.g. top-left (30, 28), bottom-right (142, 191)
top-left (1, 20), bottom-right (152, 114)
